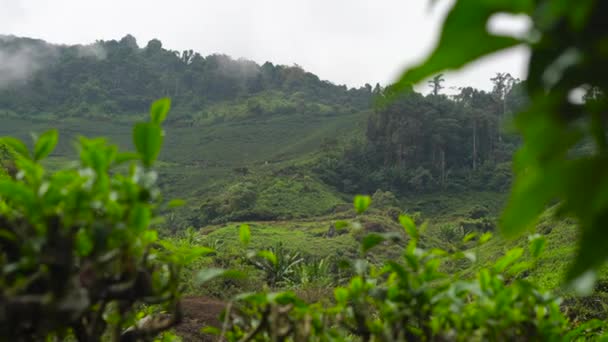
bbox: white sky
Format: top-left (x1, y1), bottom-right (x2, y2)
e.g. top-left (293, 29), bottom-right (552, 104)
top-left (0, 0), bottom-right (529, 92)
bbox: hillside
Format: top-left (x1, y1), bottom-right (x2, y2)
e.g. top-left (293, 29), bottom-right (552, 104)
top-left (0, 34), bottom-right (373, 121)
top-left (0, 36), bottom-right (601, 313)
top-left (0, 35), bottom-right (380, 226)
top-left (0, 36), bottom-right (552, 246)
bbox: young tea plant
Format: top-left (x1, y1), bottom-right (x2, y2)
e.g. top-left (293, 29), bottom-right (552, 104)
top-left (214, 196), bottom-right (607, 341)
top-left (0, 98), bottom-right (193, 341)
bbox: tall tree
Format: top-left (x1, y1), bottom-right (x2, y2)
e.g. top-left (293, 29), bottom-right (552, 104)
top-left (428, 74), bottom-right (445, 96)
top-left (490, 73), bottom-right (516, 142)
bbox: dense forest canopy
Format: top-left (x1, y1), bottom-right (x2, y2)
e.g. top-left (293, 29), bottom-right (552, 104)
top-left (0, 34), bottom-right (373, 120)
top-left (314, 78), bottom-right (527, 196)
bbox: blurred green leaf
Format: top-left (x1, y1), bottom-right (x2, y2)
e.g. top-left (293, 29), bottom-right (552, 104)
top-left (150, 98), bottom-right (171, 125)
top-left (528, 234), bottom-right (546, 258)
top-left (201, 326), bottom-right (221, 335)
top-left (349, 276), bottom-right (364, 294)
top-left (394, 0), bottom-right (531, 90)
top-left (500, 166), bottom-right (559, 238)
top-left (479, 232), bottom-right (493, 244)
top-left (167, 199), bottom-right (186, 208)
top-left (258, 250), bottom-right (277, 266)
top-left (508, 261), bottom-right (533, 275)
top-left (399, 215), bottom-right (417, 240)
top-left (335, 220), bottom-right (349, 230)
top-left (129, 204), bottom-right (151, 233)
top-left (0, 180), bottom-right (36, 210)
top-left (133, 122), bottom-right (163, 168)
top-left (239, 224), bottom-right (251, 245)
top-left (361, 233), bottom-right (385, 253)
top-left (463, 232), bottom-right (477, 243)
top-left (113, 152), bottom-right (139, 165)
top-left (354, 195), bottom-right (371, 214)
top-left (141, 230), bottom-right (158, 244)
top-left (494, 248), bottom-right (524, 273)
top-left (34, 129), bottom-right (58, 161)
top-left (76, 229), bottom-right (94, 256)
top-left (479, 269), bottom-right (491, 291)
top-left (566, 215), bottom-right (608, 281)
top-left (0, 137), bottom-right (30, 160)
top-left (334, 287), bottom-right (349, 303)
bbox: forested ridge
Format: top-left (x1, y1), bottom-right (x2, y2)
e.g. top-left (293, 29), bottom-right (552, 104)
top-left (0, 35), bottom-right (528, 197)
top-left (314, 74), bottom-right (527, 196)
top-left (0, 34), bottom-right (372, 121)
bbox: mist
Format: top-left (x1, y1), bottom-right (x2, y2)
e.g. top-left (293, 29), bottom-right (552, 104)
top-left (0, 35), bottom-right (56, 89)
top-left (0, 36), bottom-right (109, 89)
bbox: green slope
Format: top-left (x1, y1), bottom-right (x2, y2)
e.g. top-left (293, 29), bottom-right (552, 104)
top-left (0, 109), bottom-right (366, 216)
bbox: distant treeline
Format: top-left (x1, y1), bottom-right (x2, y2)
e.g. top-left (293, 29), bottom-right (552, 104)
top-left (314, 75), bottom-right (528, 194)
top-left (0, 35), bottom-right (373, 118)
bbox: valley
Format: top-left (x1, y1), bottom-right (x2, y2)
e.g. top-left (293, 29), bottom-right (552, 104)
top-left (2, 29), bottom-right (608, 340)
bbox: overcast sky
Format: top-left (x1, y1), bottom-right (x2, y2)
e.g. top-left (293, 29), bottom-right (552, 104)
top-left (0, 0), bottom-right (529, 92)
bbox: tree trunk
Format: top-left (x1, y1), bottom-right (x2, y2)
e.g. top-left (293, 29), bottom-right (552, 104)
top-left (498, 98), bottom-right (505, 143)
top-left (473, 120), bottom-right (477, 171)
top-left (440, 148), bottom-right (446, 187)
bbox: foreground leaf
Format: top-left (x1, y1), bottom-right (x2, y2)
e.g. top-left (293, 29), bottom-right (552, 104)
top-left (150, 98), bottom-right (171, 125)
top-left (133, 122), bottom-right (163, 167)
top-left (34, 129), bottom-right (58, 161)
top-left (394, 0), bottom-right (531, 90)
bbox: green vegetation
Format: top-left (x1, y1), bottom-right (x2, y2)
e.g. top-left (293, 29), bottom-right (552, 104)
top-left (2, 0), bottom-right (608, 339)
top-left (315, 83), bottom-right (523, 195)
top-left (396, 0), bottom-right (608, 284)
top-left (0, 142), bottom-right (16, 178)
top-left (0, 35), bottom-right (371, 121)
top-left (0, 100), bottom-right (187, 340)
top-left (199, 175), bottom-right (344, 224)
top-left (215, 209), bottom-right (605, 341)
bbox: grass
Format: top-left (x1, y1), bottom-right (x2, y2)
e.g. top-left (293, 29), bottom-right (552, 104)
top-left (198, 206), bottom-right (416, 263)
top-left (395, 191), bottom-right (608, 295)
top-left (203, 222), bottom-right (359, 260)
top-left (252, 175), bottom-right (344, 219)
top-left (0, 109), bottom-right (366, 203)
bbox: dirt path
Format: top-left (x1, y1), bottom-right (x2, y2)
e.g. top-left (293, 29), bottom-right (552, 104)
top-left (175, 296), bottom-right (226, 341)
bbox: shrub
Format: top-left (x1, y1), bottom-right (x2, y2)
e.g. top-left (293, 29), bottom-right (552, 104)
top-left (438, 223), bottom-right (465, 243)
top-left (460, 217), bottom-right (495, 232)
top-left (0, 99), bottom-right (187, 341)
top-left (213, 199), bottom-right (606, 341)
top-left (371, 189), bottom-right (399, 208)
top-left (248, 242), bottom-right (304, 288)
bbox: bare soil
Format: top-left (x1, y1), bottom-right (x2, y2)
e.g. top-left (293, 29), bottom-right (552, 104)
top-left (175, 296), bottom-right (226, 341)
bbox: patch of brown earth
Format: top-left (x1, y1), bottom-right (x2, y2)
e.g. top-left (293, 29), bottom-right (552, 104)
top-left (175, 296), bottom-right (226, 341)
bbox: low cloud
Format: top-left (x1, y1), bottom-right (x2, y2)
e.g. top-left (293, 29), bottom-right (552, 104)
top-left (0, 36), bottom-right (107, 89)
top-left (0, 36), bottom-right (58, 89)
top-left (75, 42), bottom-right (107, 60)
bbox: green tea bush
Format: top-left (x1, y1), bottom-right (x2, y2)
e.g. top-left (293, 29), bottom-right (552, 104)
top-left (213, 199), bottom-right (608, 341)
top-left (438, 223), bottom-right (465, 244)
top-left (0, 99), bottom-right (193, 341)
top-left (0, 143), bottom-right (17, 179)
